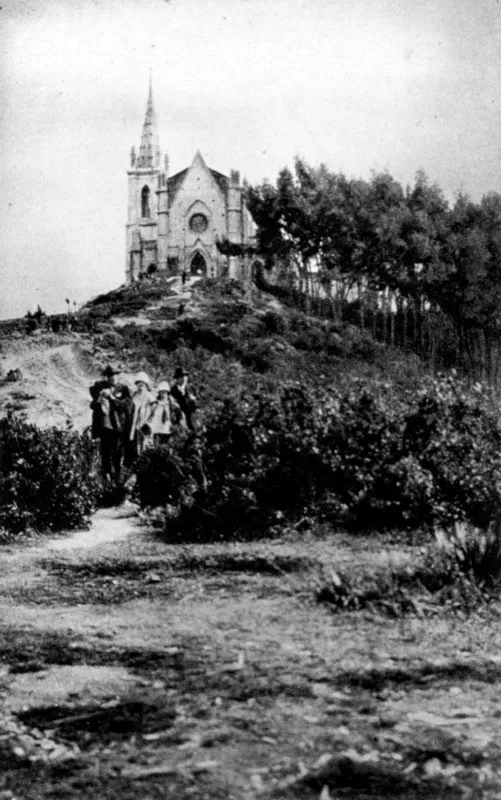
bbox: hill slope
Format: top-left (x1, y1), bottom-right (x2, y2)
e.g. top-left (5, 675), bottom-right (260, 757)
top-left (0, 276), bottom-right (425, 431)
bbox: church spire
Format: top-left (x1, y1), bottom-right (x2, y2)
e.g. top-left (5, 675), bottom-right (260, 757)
top-left (136, 75), bottom-right (160, 169)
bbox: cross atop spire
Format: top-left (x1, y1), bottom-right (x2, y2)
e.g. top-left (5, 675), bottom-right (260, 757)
top-left (136, 76), bottom-right (160, 169)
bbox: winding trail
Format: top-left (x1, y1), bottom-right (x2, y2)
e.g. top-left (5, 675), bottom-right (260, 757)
top-left (46, 502), bottom-right (144, 551)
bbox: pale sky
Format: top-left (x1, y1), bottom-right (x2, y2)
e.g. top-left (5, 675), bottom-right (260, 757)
top-left (1, 0), bottom-right (500, 319)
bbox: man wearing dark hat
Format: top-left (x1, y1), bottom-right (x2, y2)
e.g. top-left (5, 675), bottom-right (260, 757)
top-left (89, 365), bottom-right (132, 487)
top-left (170, 367), bottom-right (197, 430)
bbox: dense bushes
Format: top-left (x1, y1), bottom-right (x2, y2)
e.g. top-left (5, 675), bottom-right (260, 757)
top-left (0, 416), bottom-right (100, 537)
top-left (135, 374), bottom-right (501, 541)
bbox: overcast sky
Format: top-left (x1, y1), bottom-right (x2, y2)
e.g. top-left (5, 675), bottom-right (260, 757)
top-left (1, 0), bottom-right (500, 319)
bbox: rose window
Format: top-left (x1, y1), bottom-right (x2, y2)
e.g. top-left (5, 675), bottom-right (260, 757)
top-left (189, 213), bottom-right (208, 233)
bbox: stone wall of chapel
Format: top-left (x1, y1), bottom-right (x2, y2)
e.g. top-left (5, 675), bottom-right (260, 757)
top-left (168, 163), bottom-right (228, 266)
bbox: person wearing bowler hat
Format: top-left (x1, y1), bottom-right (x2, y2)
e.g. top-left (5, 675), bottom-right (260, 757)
top-left (170, 366), bottom-right (197, 431)
top-left (146, 380), bottom-right (173, 446)
top-left (89, 365), bottom-right (132, 487)
top-left (129, 371), bottom-right (154, 457)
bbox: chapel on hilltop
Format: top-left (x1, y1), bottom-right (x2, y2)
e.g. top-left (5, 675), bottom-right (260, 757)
top-left (125, 81), bottom-right (257, 284)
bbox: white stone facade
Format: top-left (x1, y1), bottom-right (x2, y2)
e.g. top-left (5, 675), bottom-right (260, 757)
top-left (125, 84), bottom-right (256, 284)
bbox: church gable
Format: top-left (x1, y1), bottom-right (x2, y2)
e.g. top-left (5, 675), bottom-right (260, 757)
top-left (168, 151), bottom-right (229, 245)
top-left (170, 152), bottom-right (226, 207)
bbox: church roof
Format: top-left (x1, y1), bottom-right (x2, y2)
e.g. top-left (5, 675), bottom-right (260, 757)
top-left (210, 168), bottom-right (230, 195)
top-left (167, 161), bottom-right (230, 206)
top-left (167, 168), bottom-right (188, 201)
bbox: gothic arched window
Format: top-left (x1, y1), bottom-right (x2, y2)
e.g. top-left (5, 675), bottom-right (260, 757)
top-left (141, 186), bottom-right (151, 218)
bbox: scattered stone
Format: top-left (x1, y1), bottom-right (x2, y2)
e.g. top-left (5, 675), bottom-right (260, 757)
top-left (313, 754), bottom-right (334, 770)
top-left (122, 759), bottom-right (220, 780)
top-left (40, 738), bottom-right (57, 751)
top-left (423, 758), bottom-right (444, 777)
top-left (332, 726), bottom-right (351, 737)
top-left (250, 772), bottom-right (265, 793)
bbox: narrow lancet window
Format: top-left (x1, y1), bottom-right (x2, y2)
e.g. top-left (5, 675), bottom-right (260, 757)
top-left (141, 186), bottom-right (151, 218)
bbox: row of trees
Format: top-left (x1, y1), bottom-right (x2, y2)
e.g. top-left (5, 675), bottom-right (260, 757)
top-left (242, 160), bottom-right (501, 382)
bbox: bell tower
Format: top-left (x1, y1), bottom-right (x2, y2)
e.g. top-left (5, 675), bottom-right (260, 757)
top-left (125, 77), bottom-right (162, 282)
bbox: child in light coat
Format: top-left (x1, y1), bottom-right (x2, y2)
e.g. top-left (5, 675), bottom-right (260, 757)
top-left (147, 381), bottom-right (173, 446)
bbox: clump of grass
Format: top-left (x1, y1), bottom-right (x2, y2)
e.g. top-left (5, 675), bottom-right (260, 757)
top-left (435, 518), bottom-right (501, 589)
top-left (315, 523), bottom-right (501, 616)
top-left (314, 567), bottom-right (423, 615)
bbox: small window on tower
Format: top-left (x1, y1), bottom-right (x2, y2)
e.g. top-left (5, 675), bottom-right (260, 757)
top-left (141, 186), bottom-right (151, 218)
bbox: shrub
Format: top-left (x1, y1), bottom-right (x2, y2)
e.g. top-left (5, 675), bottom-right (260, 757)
top-left (291, 329), bottom-right (326, 352)
top-left (369, 455), bottom-right (436, 529)
top-left (138, 373), bottom-right (501, 541)
top-left (0, 416), bottom-right (100, 537)
top-left (134, 435), bottom-right (200, 509)
top-left (176, 318), bottom-right (233, 354)
top-left (262, 310), bottom-right (288, 336)
top-left (100, 331), bottom-right (124, 349)
top-left (335, 375), bottom-right (501, 532)
top-left (150, 326), bottom-right (179, 353)
top-left (211, 301), bottom-right (250, 326)
top-left (403, 375), bottom-right (501, 528)
top-left (238, 339), bottom-right (277, 372)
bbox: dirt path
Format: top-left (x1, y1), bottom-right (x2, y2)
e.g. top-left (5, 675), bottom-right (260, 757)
top-left (2, 509), bottom-right (501, 798)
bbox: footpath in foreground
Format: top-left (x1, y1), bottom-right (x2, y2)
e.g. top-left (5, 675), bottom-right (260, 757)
top-left (1, 508), bottom-right (501, 799)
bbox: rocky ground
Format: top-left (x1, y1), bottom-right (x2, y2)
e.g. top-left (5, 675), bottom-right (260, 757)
top-left (1, 507), bottom-right (501, 799)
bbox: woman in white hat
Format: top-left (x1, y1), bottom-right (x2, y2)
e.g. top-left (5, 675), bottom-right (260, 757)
top-left (146, 380), bottom-right (173, 446)
top-left (129, 371), bottom-right (154, 457)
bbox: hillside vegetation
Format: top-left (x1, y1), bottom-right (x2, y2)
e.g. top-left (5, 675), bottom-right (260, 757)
top-left (1, 275), bottom-right (501, 544)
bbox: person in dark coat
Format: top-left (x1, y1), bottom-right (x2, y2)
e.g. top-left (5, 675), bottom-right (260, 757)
top-left (89, 365), bottom-right (132, 486)
top-left (170, 367), bottom-right (197, 431)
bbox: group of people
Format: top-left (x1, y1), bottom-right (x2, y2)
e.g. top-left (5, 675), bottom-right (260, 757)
top-left (90, 364), bottom-right (197, 487)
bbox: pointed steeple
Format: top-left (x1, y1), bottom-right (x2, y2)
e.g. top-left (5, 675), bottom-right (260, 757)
top-left (191, 150), bottom-right (207, 168)
top-left (137, 75), bottom-right (160, 169)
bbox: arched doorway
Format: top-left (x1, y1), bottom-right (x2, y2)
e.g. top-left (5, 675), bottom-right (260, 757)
top-left (251, 260), bottom-right (264, 285)
top-left (190, 251), bottom-right (207, 276)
